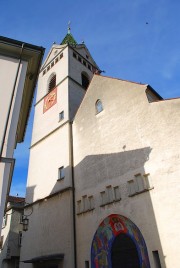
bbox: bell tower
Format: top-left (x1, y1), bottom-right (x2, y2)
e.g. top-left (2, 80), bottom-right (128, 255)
top-left (20, 29), bottom-right (99, 268)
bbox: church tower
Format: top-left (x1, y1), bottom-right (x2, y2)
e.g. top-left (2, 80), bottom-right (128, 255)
top-left (20, 28), bottom-right (99, 268)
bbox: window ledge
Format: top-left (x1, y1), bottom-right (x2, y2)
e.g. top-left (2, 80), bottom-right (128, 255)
top-left (77, 208), bottom-right (94, 215)
top-left (100, 198), bottom-right (121, 207)
top-left (129, 187), bottom-right (154, 197)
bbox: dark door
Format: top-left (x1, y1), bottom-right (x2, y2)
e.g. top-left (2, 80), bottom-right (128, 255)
top-left (111, 233), bottom-right (140, 268)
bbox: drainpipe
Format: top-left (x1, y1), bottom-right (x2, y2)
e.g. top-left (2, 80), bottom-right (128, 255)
top-left (69, 121), bottom-right (77, 268)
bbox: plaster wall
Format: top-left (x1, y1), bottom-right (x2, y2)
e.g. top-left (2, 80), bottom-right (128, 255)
top-left (69, 47), bottom-right (94, 85)
top-left (20, 191), bottom-right (74, 268)
top-left (31, 79), bottom-right (69, 145)
top-left (26, 123), bottom-right (71, 203)
top-left (0, 55), bottom-right (27, 230)
top-left (73, 75), bottom-right (180, 268)
top-left (36, 46), bottom-right (68, 102)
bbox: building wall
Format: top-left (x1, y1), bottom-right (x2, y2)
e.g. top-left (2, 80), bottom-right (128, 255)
top-left (0, 55), bottom-right (27, 229)
top-left (0, 208), bottom-right (23, 267)
top-left (73, 75), bottom-right (180, 268)
top-left (20, 191), bottom-right (74, 268)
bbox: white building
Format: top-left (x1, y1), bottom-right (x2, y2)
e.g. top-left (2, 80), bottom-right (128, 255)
top-left (0, 196), bottom-right (25, 268)
top-left (20, 30), bottom-right (180, 268)
top-left (0, 36), bottom-right (44, 229)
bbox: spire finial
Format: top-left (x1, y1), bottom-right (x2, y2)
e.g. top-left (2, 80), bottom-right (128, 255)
top-left (68, 21), bottom-right (71, 34)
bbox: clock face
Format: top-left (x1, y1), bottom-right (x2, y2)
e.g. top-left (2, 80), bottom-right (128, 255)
top-left (43, 87), bottom-right (57, 113)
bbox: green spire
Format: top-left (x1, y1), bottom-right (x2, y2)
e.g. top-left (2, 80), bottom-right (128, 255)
top-left (60, 21), bottom-right (77, 46)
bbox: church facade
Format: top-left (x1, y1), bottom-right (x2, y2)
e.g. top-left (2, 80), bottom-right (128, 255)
top-left (19, 31), bottom-right (180, 268)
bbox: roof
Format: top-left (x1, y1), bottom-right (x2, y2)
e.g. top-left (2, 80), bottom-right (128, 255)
top-left (23, 254), bottom-right (64, 263)
top-left (0, 36), bottom-right (45, 143)
top-left (60, 33), bottom-right (77, 46)
top-left (8, 195), bottom-right (25, 203)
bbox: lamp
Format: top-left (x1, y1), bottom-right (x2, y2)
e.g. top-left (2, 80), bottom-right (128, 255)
top-left (22, 216), bottom-right (29, 232)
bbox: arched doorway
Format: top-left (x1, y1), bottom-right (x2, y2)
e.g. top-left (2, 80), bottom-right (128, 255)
top-left (91, 214), bottom-right (150, 268)
top-left (111, 233), bottom-right (140, 268)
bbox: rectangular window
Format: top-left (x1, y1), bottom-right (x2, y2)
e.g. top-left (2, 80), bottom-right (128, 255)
top-left (0, 236), bottom-right (4, 249)
top-left (55, 57), bottom-right (59, 63)
top-left (2, 215), bottom-right (7, 228)
top-left (78, 56), bottom-right (82, 62)
top-left (59, 111), bottom-right (64, 121)
top-left (47, 65), bottom-right (50, 71)
top-left (51, 61), bottom-right (54, 67)
top-left (135, 174), bottom-right (145, 192)
top-left (88, 64), bottom-right (92, 70)
top-left (128, 180), bottom-right (136, 196)
top-left (82, 195), bottom-right (88, 212)
top-left (114, 186), bottom-right (121, 201)
top-left (153, 251), bottom-right (162, 268)
top-left (60, 53), bottom-right (63, 59)
top-left (58, 166), bottom-right (65, 180)
top-left (106, 186), bottom-right (113, 203)
top-left (77, 200), bottom-right (82, 214)
top-left (85, 261), bottom-right (89, 268)
top-left (100, 191), bottom-right (107, 206)
top-left (83, 60), bottom-right (86, 66)
top-left (73, 52), bottom-right (77, 58)
top-left (143, 173), bottom-right (152, 189)
top-left (88, 196), bottom-right (94, 210)
top-left (43, 69), bottom-right (46, 76)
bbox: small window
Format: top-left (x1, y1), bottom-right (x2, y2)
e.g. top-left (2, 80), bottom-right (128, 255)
top-left (83, 60), bottom-right (86, 66)
top-left (153, 251), bottom-right (162, 268)
top-left (128, 180), bottom-right (136, 196)
top-left (2, 215), bottom-right (7, 228)
top-left (78, 56), bottom-right (82, 63)
top-left (106, 186), bottom-right (113, 203)
top-left (43, 69), bottom-right (46, 76)
top-left (77, 200), bottom-right (82, 214)
top-left (81, 72), bottom-right (89, 90)
top-left (100, 191), bottom-right (107, 206)
top-left (86, 55), bottom-right (89, 59)
top-left (48, 74), bottom-right (56, 92)
top-left (55, 57), bottom-right (59, 64)
top-left (82, 195), bottom-right (88, 212)
top-left (59, 111), bottom-right (64, 121)
top-left (88, 196), bottom-right (94, 210)
top-left (114, 186), bottom-right (121, 201)
top-left (47, 65), bottom-right (50, 71)
top-left (58, 166), bottom-right (65, 180)
top-left (73, 52), bottom-right (77, 58)
top-left (85, 261), bottom-right (89, 268)
top-left (0, 236), bottom-right (4, 249)
top-left (95, 99), bottom-right (103, 114)
top-left (51, 61), bottom-right (54, 67)
top-left (88, 64), bottom-right (91, 70)
top-left (60, 53), bottom-right (63, 59)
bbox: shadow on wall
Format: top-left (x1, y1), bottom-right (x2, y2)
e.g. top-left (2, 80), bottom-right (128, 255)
top-left (74, 147), bottom-right (166, 268)
top-left (23, 146), bottom-right (166, 267)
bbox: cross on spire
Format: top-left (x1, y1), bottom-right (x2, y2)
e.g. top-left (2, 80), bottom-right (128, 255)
top-left (68, 21), bottom-right (71, 34)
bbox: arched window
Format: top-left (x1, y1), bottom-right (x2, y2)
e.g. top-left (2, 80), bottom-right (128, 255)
top-left (81, 72), bottom-right (89, 90)
top-left (48, 73), bottom-right (56, 92)
top-left (95, 99), bottom-right (103, 114)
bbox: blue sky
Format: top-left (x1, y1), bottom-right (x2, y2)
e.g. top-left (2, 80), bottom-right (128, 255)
top-left (1, 0), bottom-right (179, 197)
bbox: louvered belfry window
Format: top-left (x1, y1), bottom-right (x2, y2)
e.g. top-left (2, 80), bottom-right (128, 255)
top-left (48, 74), bottom-right (56, 92)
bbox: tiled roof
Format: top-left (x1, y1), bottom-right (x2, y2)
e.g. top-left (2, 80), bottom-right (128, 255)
top-left (60, 33), bottom-right (77, 46)
top-left (8, 195), bottom-right (25, 203)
